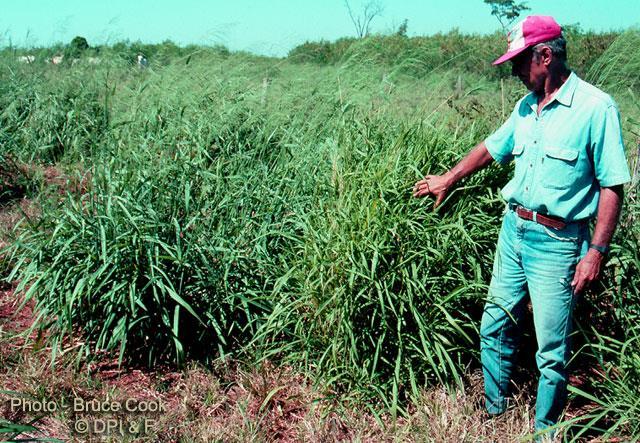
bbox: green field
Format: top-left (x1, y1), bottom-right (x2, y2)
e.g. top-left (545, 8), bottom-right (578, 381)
top-left (1, 29), bottom-right (639, 441)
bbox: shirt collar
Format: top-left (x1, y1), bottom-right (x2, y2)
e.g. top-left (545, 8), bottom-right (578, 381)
top-left (524, 71), bottom-right (578, 112)
top-left (524, 92), bottom-right (537, 112)
top-left (553, 71), bottom-right (578, 107)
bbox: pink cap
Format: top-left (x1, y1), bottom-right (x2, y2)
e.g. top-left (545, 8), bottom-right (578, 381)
top-left (493, 16), bottom-right (562, 65)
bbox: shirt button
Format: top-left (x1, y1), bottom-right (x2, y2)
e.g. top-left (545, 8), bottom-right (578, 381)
top-left (525, 186), bottom-right (529, 191)
top-left (529, 163), bottom-right (533, 168)
top-left (534, 140), bottom-right (537, 144)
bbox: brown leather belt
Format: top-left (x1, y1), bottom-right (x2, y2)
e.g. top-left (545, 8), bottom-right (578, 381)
top-left (509, 204), bottom-right (567, 231)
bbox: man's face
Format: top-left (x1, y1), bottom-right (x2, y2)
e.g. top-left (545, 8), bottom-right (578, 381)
top-left (510, 48), bottom-right (546, 93)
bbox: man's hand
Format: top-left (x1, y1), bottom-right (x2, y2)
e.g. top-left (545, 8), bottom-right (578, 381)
top-left (571, 248), bottom-right (604, 295)
top-left (413, 172), bottom-right (454, 208)
top-left (412, 142), bottom-right (494, 208)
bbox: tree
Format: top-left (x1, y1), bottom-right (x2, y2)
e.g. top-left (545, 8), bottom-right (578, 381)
top-left (66, 35), bottom-right (90, 59)
top-left (344, 0), bottom-right (384, 38)
top-left (70, 36), bottom-right (89, 51)
top-left (483, 0), bottom-right (530, 31)
top-left (396, 19), bottom-right (408, 37)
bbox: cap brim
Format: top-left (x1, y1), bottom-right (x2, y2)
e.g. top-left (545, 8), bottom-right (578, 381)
top-left (492, 45), bottom-right (529, 66)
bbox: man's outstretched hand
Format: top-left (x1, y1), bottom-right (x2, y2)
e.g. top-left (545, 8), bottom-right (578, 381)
top-left (413, 173), bottom-right (453, 208)
top-left (412, 143), bottom-right (492, 209)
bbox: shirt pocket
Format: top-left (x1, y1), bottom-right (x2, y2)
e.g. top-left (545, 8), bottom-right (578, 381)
top-left (511, 144), bottom-right (526, 180)
top-left (512, 145), bottom-right (524, 156)
top-left (541, 146), bottom-right (579, 189)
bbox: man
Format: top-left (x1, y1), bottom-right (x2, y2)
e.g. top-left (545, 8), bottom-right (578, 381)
top-left (413, 15), bottom-right (631, 438)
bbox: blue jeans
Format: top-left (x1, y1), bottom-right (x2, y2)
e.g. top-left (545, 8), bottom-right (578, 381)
top-left (480, 207), bottom-right (589, 434)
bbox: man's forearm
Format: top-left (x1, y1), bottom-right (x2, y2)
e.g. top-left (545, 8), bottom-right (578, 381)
top-left (590, 185), bottom-right (624, 248)
top-left (444, 141), bottom-right (495, 186)
top-left (571, 184), bottom-right (624, 294)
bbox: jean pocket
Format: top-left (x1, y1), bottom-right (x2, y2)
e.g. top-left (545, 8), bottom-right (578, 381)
top-left (541, 224), bottom-right (579, 243)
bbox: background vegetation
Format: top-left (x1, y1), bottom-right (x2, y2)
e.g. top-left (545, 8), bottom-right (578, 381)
top-left (1, 27), bottom-right (639, 440)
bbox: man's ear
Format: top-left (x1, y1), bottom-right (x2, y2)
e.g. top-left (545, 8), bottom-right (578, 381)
top-left (540, 46), bottom-right (553, 66)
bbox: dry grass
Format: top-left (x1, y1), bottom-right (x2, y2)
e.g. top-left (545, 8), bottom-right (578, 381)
top-left (399, 372), bottom-right (536, 443)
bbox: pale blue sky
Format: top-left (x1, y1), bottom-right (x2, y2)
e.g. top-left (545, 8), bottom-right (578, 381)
top-left (1, 1), bottom-right (638, 56)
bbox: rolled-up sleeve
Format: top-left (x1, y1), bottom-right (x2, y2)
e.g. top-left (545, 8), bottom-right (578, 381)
top-left (591, 104), bottom-right (631, 187)
top-left (485, 109), bottom-right (516, 165)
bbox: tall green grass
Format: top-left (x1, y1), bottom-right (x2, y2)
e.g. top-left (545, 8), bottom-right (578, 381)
top-left (288, 28), bottom-right (619, 79)
top-left (4, 62), bottom-right (316, 364)
top-left (1, 31), bottom-right (639, 434)
top-left (2, 50), bottom-right (507, 389)
top-left (251, 117), bottom-right (511, 411)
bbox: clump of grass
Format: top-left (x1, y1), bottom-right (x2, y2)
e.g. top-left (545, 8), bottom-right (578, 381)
top-left (5, 135), bottom-right (305, 365)
top-left (0, 64), bottom-right (108, 164)
top-left (566, 329), bottom-right (640, 441)
top-left (251, 115), bottom-right (511, 411)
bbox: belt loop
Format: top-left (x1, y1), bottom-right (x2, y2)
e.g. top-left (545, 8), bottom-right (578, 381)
top-left (532, 211), bottom-right (537, 223)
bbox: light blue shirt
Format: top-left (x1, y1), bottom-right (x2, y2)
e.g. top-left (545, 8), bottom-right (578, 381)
top-left (485, 72), bottom-right (631, 222)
